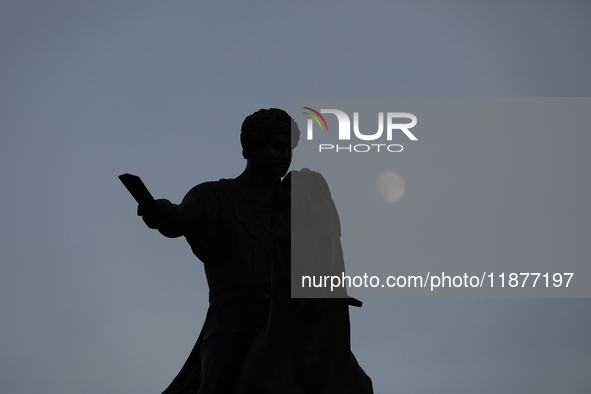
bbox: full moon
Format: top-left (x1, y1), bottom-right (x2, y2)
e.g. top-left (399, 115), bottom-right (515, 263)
top-left (377, 171), bottom-right (405, 203)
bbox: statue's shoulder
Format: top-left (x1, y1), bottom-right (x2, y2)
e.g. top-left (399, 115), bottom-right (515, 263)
top-left (188, 178), bottom-right (249, 213)
top-left (179, 180), bottom-right (231, 223)
top-left (286, 168), bottom-right (332, 196)
top-left (184, 180), bottom-right (226, 201)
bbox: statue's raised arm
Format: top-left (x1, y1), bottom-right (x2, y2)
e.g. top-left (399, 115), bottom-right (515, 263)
top-left (136, 188), bottom-right (204, 239)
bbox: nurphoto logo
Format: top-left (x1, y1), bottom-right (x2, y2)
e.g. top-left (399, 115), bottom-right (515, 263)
top-left (302, 107), bottom-right (417, 153)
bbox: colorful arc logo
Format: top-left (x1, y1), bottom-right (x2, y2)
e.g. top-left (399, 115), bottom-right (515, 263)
top-left (302, 107), bottom-right (329, 131)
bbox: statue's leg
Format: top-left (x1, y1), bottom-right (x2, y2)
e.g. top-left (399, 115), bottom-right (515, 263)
top-left (198, 335), bottom-right (252, 394)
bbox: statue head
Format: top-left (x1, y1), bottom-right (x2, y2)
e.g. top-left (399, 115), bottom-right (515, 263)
top-left (240, 108), bottom-right (301, 160)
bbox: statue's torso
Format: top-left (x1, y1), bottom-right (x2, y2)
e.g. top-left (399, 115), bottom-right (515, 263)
top-left (183, 179), bottom-right (276, 303)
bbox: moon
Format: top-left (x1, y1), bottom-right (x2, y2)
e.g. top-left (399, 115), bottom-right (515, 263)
top-left (377, 171), bottom-right (405, 203)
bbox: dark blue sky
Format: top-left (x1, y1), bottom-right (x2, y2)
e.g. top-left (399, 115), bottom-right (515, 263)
top-left (1, 1), bottom-right (590, 393)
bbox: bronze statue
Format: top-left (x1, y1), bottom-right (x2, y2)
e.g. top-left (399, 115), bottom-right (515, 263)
top-left (135, 108), bottom-right (299, 393)
top-left (125, 108), bottom-right (373, 393)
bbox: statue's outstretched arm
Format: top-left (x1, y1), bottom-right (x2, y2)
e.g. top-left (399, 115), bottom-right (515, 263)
top-left (137, 189), bottom-right (203, 239)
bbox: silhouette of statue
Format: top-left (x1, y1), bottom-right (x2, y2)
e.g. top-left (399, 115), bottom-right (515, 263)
top-left (136, 108), bottom-right (299, 394)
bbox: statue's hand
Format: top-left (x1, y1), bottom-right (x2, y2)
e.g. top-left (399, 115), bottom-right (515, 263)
top-left (137, 199), bottom-right (173, 229)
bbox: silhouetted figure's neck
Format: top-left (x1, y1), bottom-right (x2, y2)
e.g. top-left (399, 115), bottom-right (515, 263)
top-left (234, 163), bottom-right (283, 207)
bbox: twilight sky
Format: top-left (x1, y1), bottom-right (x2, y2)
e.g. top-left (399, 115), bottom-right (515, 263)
top-left (1, 1), bottom-right (590, 393)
